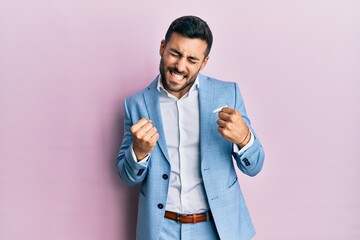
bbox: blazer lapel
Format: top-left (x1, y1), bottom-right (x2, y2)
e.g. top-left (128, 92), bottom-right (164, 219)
top-left (143, 78), bottom-right (170, 162)
top-left (199, 74), bottom-right (215, 163)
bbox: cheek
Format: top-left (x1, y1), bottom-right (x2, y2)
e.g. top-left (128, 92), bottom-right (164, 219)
top-left (189, 66), bottom-right (201, 75)
top-left (162, 57), bottom-right (174, 69)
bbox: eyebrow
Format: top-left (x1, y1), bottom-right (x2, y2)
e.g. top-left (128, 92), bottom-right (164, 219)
top-left (169, 48), bottom-right (200, 62)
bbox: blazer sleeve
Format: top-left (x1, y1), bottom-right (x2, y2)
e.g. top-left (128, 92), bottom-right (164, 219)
top-left (232, 82), bottom-right (265, 177)
top-left (116, 98), bottom-right (148, 186)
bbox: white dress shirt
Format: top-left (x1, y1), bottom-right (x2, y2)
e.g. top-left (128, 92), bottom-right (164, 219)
top-left (132, 75), bottom-right (254, 214)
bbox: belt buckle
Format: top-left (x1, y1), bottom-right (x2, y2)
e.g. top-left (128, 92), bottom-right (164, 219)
top-left (176, 213), bottom-right (180, 223)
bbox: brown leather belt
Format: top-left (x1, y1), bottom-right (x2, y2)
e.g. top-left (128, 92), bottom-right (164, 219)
top-left (164, 211), bottom-right (212, 224)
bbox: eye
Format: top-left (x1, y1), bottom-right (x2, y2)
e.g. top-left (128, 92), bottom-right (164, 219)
top-left (170, 51), bottom-right (179, 57)
top-left (188, 59), bottom-right (197, 64)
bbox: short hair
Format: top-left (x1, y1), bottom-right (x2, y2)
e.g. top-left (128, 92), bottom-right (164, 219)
top-left (164, 16), bottom-right (213, 57)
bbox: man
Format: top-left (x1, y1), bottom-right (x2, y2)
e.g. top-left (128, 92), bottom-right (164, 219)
top-left (117, 16), bottom-right (265, 240)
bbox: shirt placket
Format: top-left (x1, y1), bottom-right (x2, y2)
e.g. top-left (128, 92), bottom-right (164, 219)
top-left (177, 99), bottom-right (185, 212)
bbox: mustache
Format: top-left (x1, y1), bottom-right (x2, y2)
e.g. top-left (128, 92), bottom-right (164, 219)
top-left (169, 67), bottom-right (187, 76)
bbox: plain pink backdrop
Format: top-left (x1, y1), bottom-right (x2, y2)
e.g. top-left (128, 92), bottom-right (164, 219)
top-left (1, 0), bottom-right (359, 239)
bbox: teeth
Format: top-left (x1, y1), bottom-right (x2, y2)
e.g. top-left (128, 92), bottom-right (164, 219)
top-left (171, 72), bottom-right (184, 80)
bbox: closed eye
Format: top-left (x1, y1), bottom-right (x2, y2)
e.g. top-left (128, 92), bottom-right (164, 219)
top-left (188, 59), bottom-right (197, 64)
top-left (169, 49), bottom-right (181, 57)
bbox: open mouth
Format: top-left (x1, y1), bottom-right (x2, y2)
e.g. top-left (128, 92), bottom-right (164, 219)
top-left (169, 69), bottom-right (186, 81)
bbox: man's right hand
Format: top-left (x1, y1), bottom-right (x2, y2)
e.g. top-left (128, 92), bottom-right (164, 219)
top-left (130, 118), bottom-right (159, 161)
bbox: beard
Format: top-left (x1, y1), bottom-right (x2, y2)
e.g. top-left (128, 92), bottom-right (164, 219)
top-left (159, 57), bottom-right (199, 94)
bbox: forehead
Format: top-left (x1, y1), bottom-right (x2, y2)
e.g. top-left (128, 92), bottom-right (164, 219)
top-left (166, 33), bottom-right (208, 58)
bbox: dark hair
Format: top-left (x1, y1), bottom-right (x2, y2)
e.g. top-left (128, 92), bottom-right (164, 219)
top-left (165, 16), bottom-right (213, 57)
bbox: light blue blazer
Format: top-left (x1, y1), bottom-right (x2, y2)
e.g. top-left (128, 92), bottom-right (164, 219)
top-left (117, 74), bottom-right (265, 240)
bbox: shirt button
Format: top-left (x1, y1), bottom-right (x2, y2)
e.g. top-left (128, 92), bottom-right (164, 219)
top-left (162, 174), bottom-right (168, 180)
top-left (158, 203), bottom-right (164, 209)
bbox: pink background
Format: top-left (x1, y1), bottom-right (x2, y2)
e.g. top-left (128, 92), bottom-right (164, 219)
top-left (1, 0), bottom-right (359, 239)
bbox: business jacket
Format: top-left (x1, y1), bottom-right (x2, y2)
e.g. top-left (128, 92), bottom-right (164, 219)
top-left (117, 73), bottom-right (265, 240)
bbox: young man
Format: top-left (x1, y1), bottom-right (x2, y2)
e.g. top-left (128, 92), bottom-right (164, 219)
top-left (117, 15), bottom-right (265, 240)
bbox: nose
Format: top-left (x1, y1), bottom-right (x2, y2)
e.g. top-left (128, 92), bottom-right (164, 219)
top-left (175, 57), bottom-right (186, 73)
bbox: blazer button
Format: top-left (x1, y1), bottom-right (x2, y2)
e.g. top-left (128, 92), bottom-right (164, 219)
top-left (157, 203), bottom-right (164, 209)
top-left (162, 174), bottom-right (168, 180)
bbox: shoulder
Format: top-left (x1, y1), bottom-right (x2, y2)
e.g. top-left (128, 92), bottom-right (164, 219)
top-left (125, 77), bottom-right (158, 102)
top-left (199, 73), bottom-right (238, 90)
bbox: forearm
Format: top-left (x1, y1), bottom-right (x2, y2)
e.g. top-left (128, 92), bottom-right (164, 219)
top-left (117, 145), bottom-right (148, 186)
top-left (232, 82), bottom-right (265, 176)
top-left (116, 99), bottom-right (149, 186)
top-left (233, 132), bottom-right (265, 177)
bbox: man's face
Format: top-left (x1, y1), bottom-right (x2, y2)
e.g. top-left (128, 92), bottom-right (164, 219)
top-left (159, 32), bottom-right (209, 98)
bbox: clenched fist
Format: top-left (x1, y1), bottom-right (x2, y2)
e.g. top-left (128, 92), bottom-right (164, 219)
top-left (131, 118), bottom-right (159, 161)
top-left (216, 107), bottom-right (250, 148)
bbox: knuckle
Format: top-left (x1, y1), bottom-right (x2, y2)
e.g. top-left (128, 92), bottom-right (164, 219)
top-left (154, 133), bottom-right (160, 140)
top-left (134, 132), bottom-right (142, 139)
top-left (130, 125), bottom-right (136, 133)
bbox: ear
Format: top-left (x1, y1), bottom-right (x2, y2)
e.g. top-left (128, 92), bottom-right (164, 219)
top-left (200, 56), bottom-right (209, 71)
top-left (159, 40), bottom-right (166, 56)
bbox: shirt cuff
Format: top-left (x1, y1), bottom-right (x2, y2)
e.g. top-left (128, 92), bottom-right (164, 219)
top-left (233, 130), bottom-right (255, 155)
top-left (131, 143), bottom-right (150, 166)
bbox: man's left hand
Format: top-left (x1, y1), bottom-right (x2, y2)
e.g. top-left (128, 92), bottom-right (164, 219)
top-left (217, 107), bottom-right (250, 148)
